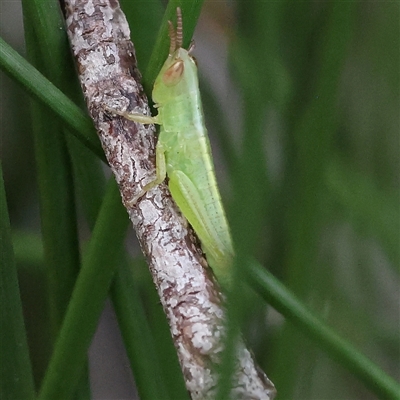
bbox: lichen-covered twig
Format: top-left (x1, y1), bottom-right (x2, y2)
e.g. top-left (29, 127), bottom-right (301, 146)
top-left (65, 0), bottom-right (276, 398)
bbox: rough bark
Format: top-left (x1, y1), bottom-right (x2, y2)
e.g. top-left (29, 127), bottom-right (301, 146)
top-left (64, 0), bottom-right (276, 398)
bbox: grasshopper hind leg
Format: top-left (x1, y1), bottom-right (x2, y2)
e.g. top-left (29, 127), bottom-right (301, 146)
top-left (168, 170), bottom-right (231, 284)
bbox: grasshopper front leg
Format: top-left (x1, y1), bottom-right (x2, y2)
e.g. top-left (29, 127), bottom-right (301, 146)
top-left (128, 141), bottom-right (167, 206)
top-left (108, 108), bottom-right (160, 125)
top-left (107, 108), bottom-right (166, 205)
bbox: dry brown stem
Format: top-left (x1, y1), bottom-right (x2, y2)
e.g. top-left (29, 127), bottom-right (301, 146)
top-left (64, 1), bottom-right (276, 398)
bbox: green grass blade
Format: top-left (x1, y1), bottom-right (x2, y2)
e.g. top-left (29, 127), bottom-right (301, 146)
top-left (326, 158), bottom-right (400, 269)
top-left (22, 36), bottom-right (75, 380)
top-left (0, 162), bottom-right (36, 400)
top-left (216, 2), bottom-right (289, 394)
top-left (200, 79), bottom-right (239, 175)
top-left (22, 5), bottom-right (80, 341)
top-left (0, 36), bottom-right (104, 161)
top-left (38, 179), bottom-right (130, 400)
top-left (247, 260), bottom-right (400, 400)
top-left (22, 1), bottom-right (100, 396)
top-left (272, 2), bottom-right (358, 396)
top-left (12, 231), bottom-right (44, 267)
top-left (284, 0), bottom-right (357, 291)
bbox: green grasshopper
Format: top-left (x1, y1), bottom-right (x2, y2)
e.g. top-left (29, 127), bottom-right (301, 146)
top-left (116, 8), bottom-right (234, 288)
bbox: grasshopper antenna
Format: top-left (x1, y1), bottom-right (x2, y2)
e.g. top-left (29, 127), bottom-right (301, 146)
top-left (168, 20), bottom-right (176, 54)
top-left (168, 8), bottom-right (183, 54)
top-left (176, 7), bottom-right (183, 49)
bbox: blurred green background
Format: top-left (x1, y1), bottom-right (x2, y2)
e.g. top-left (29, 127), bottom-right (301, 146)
top-left (1, 0), bottom-right (399, 399)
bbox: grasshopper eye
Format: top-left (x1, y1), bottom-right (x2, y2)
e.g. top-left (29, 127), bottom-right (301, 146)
top-left (163, 60), bottom-right (184, 86)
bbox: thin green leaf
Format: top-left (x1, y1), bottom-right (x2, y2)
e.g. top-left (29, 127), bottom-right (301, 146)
top-left (22, 1), bottom-right (98, 396)
top-left (326, 158), bottom-right (400, 269)
top-left (200, 79), bottom-right (239, 174)
top-left (246, 260), bottom-right (400, 400)
top-left (272, 2), bottom-right (358, 396)
top-left (0, 162), bottom-right (36, 400)
top-left (23, 12), bottom-right (80, 346)
top-left (0, 36), bottom-right (104, 161)
top-left (38, 179), bottom-right (130, 400)
top-left (12, 231), bottom-right (44, 267)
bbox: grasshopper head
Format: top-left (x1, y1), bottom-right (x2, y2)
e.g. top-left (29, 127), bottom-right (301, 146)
top-left (152, 8), bottom-right (199, 105)
top-left (152, 49), bottom-right (198, 104)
